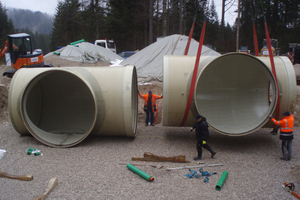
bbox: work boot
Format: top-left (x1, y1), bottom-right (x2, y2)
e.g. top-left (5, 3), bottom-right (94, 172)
top-left (194, 157), bottom-right (201, 161)
top-left (207, 147), bottom-right (217, 158)
top-left (270, 129), bottom-right (278, 135)
top-left (280, 157), bottom-right (287, 161)
top-left (145, 123), bottom-right (148, 126)
top-left (288, 155), bottom-right (291, 161)
top-left (211, 151), bottom-right (217, 158)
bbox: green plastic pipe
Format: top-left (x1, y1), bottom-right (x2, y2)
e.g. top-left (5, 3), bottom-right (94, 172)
top-left (126, 163), bottom-right (154, 182)
top-left (54, 51), bottom-right (60, 55)
top-left (216, 171), bottom-right (228, 191)
top-left (70, 39), bottom-right (85, 45)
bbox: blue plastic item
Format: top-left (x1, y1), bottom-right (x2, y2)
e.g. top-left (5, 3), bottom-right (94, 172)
top-left (184, 169), bottom-right (201, 178)
top-left (183, 168), bottom-right (216, 181)
top-left (204, 176), bottom-right (209, 183)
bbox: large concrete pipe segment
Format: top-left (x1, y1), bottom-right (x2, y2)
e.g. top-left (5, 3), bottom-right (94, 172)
top-left (163, 53), bottom-right (296, 136)
top-left (8, 66), bottom-right (138, 147)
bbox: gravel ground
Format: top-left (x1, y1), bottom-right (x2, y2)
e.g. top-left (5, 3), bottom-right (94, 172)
top-left (0, 63), bottom-right (299, 199)
top-left (0, 121), bottom-right (299, 199)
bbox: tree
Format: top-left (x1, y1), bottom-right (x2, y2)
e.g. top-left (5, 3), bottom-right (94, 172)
top-left (0, 2), bottom-right (14, 46)
top-left (204, 0), bottom-right (220, 49)
top-left (239, 0), bottom-right (300, 53)
top-left (149, 0), bottom-right (154, 43)
top-left (184, 0), bottom-right (206, 39)
top-left (50, 0), bottom-right (81, 51)
top-left (80, 0), bottom-right (107, 42)
top-left (7, 9), bottom-right (53, 34)
top-left (47, 0), bottom-right (300, 54)
top-left (107, 0), bottom-right (148, 52)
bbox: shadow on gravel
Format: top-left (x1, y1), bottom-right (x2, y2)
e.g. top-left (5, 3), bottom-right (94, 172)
top-left (78, 135), bottom-right (136, 147)
top-left (162, 127), bottom-right (278, 153)
top-left (208, 129), bottom-right (278, 152)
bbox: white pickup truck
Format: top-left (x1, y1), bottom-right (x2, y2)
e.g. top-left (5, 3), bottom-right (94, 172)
top-left (94, 39), bottom-right (116, 53)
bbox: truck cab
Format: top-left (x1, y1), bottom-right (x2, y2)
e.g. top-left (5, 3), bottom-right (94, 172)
top-left (95, 39), bottom-right (116, 53)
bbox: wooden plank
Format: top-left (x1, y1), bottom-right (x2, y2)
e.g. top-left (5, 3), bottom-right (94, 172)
top-left (132, 152), bottom-right (190, 163)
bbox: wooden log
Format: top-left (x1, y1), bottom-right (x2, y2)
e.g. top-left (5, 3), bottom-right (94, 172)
top-left (132, 152), bottom-right (190, 163)
top-left (0, 170), bottom-right (33, 181)
top-left (33, 177), bottom-right (58, 200)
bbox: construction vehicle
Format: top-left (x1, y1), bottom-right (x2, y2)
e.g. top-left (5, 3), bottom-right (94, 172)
top-left (94, 39), bottom-right (116, 53)
top-left (0, 33), bottom-right (51, 78)
top-left (260, 39), bottom-right (280, 56)
top-left (288, 43), bottom-right (300, 64)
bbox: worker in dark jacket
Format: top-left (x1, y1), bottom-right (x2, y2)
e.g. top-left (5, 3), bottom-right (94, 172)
top-left (138, 90), bottom-right (163, 126)
top-left (191, 114), bottom-right (216, 160)
top-left (270, 111), bottom-right (294, 161)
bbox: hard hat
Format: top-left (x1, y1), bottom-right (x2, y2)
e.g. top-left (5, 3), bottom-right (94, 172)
top-left (282, 111), bottom-right (290, 116)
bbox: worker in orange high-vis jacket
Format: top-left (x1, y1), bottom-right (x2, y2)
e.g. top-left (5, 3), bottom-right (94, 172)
top-left (270, 111), bottom-right (294, 161)
top-left (138, 90), bottom-right (163, 126)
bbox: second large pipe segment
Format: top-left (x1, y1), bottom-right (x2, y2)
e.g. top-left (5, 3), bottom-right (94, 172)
top-left (163, 53), bottom-right (296, 136)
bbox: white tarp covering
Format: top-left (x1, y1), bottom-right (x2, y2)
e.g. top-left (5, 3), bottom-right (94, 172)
top-left (46, 42), bottom-right (123, 64)
top-left (121, 34), bottom-right (220, 83)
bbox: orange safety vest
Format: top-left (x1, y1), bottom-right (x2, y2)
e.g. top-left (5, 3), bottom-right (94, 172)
top-left (271, 114), bottom-right (294, 133)
top-left (139, 92), bottom-right (162, 112)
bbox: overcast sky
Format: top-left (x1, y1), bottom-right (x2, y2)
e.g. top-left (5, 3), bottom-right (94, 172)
top-left (1, 0), bottom-right (58, 15)
top-left (1, 0), bottom-right (237, 25)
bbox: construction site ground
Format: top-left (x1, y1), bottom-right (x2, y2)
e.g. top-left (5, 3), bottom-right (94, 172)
top-left (0, 60), bottom-right (300, 199)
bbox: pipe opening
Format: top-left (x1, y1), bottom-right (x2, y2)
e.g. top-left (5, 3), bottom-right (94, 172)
top-left (195, 53), bottom-right (277, 136)
top-left (131, 67), bottom-right (138, 135)
top-left (22, 70), bottom-right (96, 147)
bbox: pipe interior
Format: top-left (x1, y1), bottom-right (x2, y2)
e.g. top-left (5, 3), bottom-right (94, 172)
top-left (22, 71), bottom-right (96, 147)
top-left (195, 54), bottom-right (277, 136)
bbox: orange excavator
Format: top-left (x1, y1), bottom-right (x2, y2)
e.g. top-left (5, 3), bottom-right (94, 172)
top-left (0, 33), bottom-right (51, 77)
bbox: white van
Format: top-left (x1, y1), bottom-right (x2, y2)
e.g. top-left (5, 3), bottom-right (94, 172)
top-left (95, 39), bottom-right (116, 53)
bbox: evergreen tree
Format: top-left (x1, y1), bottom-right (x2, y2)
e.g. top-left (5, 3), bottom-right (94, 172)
top-left (205, 0), bottom-right (220, 50)
top-left (50, 0), bottom-right (81, 51)
top-left (185, 0), bottom-right (206, 39)
top-left (107, 0), bottom-right (146, 52)
top-left (80, 0), bottom-right (107, 42)
top-left (239, 0), bottom-right (253, 50)
top-left (240, 0), bottom-right (300, 53)
top-left (0, 2), bottom-right (14, 46)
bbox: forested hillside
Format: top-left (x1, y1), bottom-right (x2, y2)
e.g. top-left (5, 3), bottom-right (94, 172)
top-left (7, 8), bottom-right (53, 34)
top-left (0, 4), bottom-right (53, 54)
